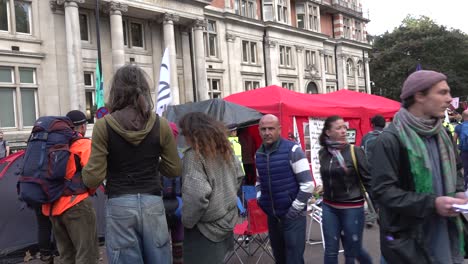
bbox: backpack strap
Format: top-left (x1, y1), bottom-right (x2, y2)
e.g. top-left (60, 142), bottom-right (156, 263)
top-left (350, 144), bottom-right (367, 195)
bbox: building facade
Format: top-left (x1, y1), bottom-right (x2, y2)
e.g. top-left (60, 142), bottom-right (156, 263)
top-left (0, 0), bottom-right (370, 147)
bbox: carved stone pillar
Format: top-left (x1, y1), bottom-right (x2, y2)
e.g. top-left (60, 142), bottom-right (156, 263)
top-left (57, 0), bottom-right (85, 111)
top-left (264, 37), bottom-right (278, 86)
top-left (319, 50), bottom-right (327, 93)
top-left (162, 13), bottom-right (180, 104)
top-left (108, 2), bottom-right (128, 73)
top-left (364, 57), bottom-right (371, 93)
top-left (193, 19), bottom-right (208, 101)
top-left (295, 45), bottom-right (304, 92)
top-left (181, 27), bottom-right (193, 103)
top-left (226, 33), bottom-right (238, 94)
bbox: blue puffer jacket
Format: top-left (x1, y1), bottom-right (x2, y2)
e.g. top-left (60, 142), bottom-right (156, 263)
top-left (256, 138), bottom-right (298, 217)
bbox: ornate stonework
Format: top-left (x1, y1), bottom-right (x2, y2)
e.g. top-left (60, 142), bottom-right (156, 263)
top-left (56, 0), bottom-right (85, 4)
top-left (107, 1), bottom-right (128, 13)
top-left (194, 19), bottom-right (207, 30)
top-left (225, 33), bottom-right (236, 42)
top-left (162, 13), bottom-right (180, 23)
top-left (264, 37), bottom-right (277, 48)
top-left (295, 45), bottom-right (304, 52)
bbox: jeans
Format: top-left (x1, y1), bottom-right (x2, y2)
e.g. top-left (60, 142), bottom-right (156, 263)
top-left (106, 194), bottom-right (171, 264)
top-left (267, 214), bottom-right (306, 264)
top-left (322, 203), bottom-right (372, 264)
top-left (51, 198), bottom-right (99, 264)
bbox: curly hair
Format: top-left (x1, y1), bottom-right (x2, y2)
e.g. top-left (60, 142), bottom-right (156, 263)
top-left (179, 112), bottom-right (233, 163)
top-left (108, 65), bottom-right (154, 119)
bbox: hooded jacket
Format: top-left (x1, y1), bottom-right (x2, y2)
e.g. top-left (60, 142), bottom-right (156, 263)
top-left (82, 107), bottom-right (181, 191)
top-left (371, 123), bottom-right (464, 263)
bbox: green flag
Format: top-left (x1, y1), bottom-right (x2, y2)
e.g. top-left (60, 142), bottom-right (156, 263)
top-left (95, 61), bottom-right (104, 108)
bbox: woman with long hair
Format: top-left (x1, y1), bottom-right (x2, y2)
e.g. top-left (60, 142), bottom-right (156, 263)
top-left (179, 112), bottom-right (244, 264)
top-left (318, 115), bottom-right (373, 264)
top-left (82, 65), bottom-right (182, 263)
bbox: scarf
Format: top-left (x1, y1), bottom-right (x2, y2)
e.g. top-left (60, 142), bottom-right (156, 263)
top-left (325, 139), bottom-right (348, 172)
top-left (393, 107), bottom-right (463, 255)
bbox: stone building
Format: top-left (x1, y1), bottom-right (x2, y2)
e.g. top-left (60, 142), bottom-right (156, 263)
top-left (0, 0), bottom-right (370, 147)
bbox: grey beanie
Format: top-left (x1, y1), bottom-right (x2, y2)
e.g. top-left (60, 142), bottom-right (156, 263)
top-left (400, 70), bottom-right (447, 100)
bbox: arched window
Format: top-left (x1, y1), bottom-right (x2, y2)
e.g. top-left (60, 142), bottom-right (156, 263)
top-left (306, 82), bottom-right (318, 94)
top-left (346, 58), bottom-right (354, 76)
top-left (357, 60), bottom-right (364, 77)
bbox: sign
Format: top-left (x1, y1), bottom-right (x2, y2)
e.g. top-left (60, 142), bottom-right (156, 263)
top-left (451, 97), bottom-right (459, 109)
top-left (308, 118), bottom-right (325, 186)
top-left (95, 107), bottom-right (109, 119)
top-left (346, 129), bottom-right (357, 144)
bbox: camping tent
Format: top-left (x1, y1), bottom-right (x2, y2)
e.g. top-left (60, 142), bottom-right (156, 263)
top-left (165, 98), bottom-right (263, 128)
top-left (224, 85), bottom-right (400, 145)
top-left (0, 151), bottom-right (106, 258)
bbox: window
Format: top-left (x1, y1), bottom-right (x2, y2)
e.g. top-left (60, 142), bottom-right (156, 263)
top-left (324, 55), bottom-right (335, 74)
top-left (304, 50), bottom-right (316, 67)
top-left (279, 45), bottom-right (293, 67)
top-left (343, 18), bottom-right (351, 39)
top-left (244, 80), bottom-right (260, 91)
top-left (207, 78), bottom-right (222, 98)
top-left (282, 82), bottom-right (294, 90)
top-left (235, 0), bottom-right (256, 18)
top-left (263, 0), bottom-right (273, 21)
top-left (79, 13), bottom-right (89, 41)
top-left (308, 5), bottom-right (319, 31)
top-left (122, 19), bottom-right (144, 48)
top-left (204, 20), bottom-right (218, 58)
top-left (296, 4), bottom-right (305, 29)
top-left (83, 72), bottom-right (95, 124)
top-left (0, 66), bottom-right (38, 128)
top-left (242, 40), bottom-right (257, 64)
top-left (326, 85), bottom-right (336, 93)
top-left (0, 0), bottom-right (31, 34)
top-left (277, 0), bottom-right (288, 23)
top-left (355, 21), bottom-right (362, 41)
top-left (346, 58), bottom-right (354, 76)
top-left (357, 60), bottom-right (364, 77)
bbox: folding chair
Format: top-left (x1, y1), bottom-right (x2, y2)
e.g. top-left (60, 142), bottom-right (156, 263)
top-left (306, 204), bottom-right (343, 253)
top-left (225, 199), bottom-right (274, 264)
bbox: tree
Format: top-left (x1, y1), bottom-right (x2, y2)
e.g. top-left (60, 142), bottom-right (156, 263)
top-left (369, 15), bottom-right (468, 101)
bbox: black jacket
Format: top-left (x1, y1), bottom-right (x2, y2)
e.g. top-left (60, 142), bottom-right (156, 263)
top-left (371, 123), bottom-right (464, 264)
top-left (319, 144), bottom-right (371, 203)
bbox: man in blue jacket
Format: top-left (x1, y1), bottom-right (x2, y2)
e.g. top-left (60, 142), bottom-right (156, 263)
top-left (255, 114), bottom-right (314, 264)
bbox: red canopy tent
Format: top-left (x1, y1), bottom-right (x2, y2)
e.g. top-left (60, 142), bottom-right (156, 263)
top-left (224, 85), bottom-right (400, 146)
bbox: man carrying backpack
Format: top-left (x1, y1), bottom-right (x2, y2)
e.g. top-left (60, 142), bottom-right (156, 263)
top-left (361, 115), bottom-right (385, 166)
top-left (42, 110), bottom-right (98, 264)
top-left (454, 109), bottom-right (468, 189)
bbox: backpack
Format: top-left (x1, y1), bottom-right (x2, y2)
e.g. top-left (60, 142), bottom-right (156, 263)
top-left (17, 116), bottom-right (82, 207)
top-left (459, 122), bottom-right (468, 152)
top-left (361, 130), bottom-right (382, 160)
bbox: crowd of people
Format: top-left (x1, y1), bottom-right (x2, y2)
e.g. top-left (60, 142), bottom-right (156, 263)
top-left (4, 65), bottom-right (468, 264)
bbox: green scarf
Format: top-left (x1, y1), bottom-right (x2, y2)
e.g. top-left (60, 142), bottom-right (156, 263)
top-left (393, 107), bottom-right (463, 256)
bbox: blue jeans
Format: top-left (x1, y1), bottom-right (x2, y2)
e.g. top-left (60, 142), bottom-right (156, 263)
top-left (267, 214), bottom-right (306, 264)
top-left (322, 203), bottom-right (372, 264)
top-left (106, 194), bottom-right (171, 264)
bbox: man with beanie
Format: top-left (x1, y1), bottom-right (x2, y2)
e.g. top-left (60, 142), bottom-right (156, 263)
top-left (42, 110), bottom-right (99, 264)
top-left (371, 70), bottom-right (467, 263)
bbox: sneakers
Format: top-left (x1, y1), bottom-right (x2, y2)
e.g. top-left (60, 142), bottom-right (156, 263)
top-left (39, 253), bottom-right (54, 264)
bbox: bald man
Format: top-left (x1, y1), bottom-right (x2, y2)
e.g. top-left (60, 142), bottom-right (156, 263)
top-left (255, 114), bottom-right (314, 264)
top-left (454, 109), bottom-right (468, 188)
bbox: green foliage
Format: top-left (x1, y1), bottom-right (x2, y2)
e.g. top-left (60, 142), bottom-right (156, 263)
top-left (370, 15), bottom-right (468, 101)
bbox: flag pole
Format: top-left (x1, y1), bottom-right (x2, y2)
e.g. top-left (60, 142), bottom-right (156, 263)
top-left (95, 0), bottom-right (102, 76)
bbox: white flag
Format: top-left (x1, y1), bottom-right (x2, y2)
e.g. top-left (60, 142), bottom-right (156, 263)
top-left (156, 48), bottom-right (171, 116)
top-left (451, 97), bottom-right (459, 109)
